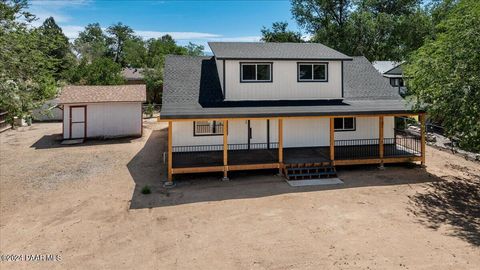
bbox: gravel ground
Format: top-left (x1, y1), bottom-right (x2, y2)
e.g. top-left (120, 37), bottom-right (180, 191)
top-left (0, 121), bottom-right (479, 270)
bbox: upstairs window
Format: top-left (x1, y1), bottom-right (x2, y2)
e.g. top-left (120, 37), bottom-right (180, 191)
top-left (298, 63), bottom-right (328, 82)
top-left (194, 121), bottom-right (224, 136)
top-left (334, 117), bottom-right (356, 131)
top-left (240, 63), bottom-right (272, 82)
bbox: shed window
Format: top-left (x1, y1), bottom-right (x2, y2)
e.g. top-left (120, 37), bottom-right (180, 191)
top-left (194, 121), bottom-right (224, 136)
top-left (298, 63), bottom-right (327, 81)
top-left (334, 117), bottom-right (356, 131)
top-left (241, 63), bottom-right (272, 82)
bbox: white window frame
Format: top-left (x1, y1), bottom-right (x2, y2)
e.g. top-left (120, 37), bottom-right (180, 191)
top-left (240, 63), bottom-right (272, 82)
top-left (334, 117), bottom-right (356, 131)
top-left (297, 62), bottom-right (328, 82)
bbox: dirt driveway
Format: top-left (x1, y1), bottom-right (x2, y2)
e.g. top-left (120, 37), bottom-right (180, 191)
top-left (1, 121), bottom-right (479, 269)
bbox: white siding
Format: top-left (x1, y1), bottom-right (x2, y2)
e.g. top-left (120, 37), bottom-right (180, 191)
top-left (63, 102), bottom-right (142, 139)
top-left (224, 60), bottom-right (342, 100)
top-left (172, 119), bottom-right (278, 148)
top-left (172, 121), bottom-right (222, 146)
top-left (334, 117), bottom-right (394, 140)
top-left (171, 117), bottom-right (394, 149)
top-left (283, 118), bottom-right (330, 147)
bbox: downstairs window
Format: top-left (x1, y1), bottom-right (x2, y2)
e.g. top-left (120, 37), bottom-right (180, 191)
top-left (334, 117), bottom-right (356, 131)
top-left (193, 121), bottom-right (224, 136)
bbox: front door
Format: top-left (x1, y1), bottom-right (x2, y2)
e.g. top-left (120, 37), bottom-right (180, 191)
top-left (70, 106), bottom-right (86, 139)
top-left (247, 120), bottom-right (270, 150)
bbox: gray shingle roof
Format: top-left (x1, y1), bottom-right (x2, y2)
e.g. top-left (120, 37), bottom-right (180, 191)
top-left (208, 42), bottom-right (352, 60)
top-left (59, 85), bottom-right (146, 104)
top-left (161, 55), bottom-right (416, 119)
top-left (344, 57), bottom-right (400, 99)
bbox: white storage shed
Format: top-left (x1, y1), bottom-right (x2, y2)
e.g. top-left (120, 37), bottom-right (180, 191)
top-left (58, 85), bottom-right (146, 140)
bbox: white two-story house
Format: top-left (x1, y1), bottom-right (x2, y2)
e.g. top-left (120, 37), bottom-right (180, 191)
top-left (159, 42), bottom-right (425, 182)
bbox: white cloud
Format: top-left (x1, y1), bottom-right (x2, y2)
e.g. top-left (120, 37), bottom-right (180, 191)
top-left (30, 0), bottom-right (92, 8)
top-left (28, 0), bottom-right (92, 26)
top-left (209, 36), bottom-right (261, 42)
top-left (61, 25), bottom-right (85, 39)
top-left (60, 24), bottom-right (261, 52)
top-left (134, 30), bottom-right (221, 40)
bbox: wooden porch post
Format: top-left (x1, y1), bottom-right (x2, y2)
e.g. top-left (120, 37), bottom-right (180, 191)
top-left (420, 113), bottom-right (426, 166)
top-left (223, 120), bottom-right (229, 179)
top-left (278, 118), bottom-right (283, 175)
top-left (379, 116), bottom-right (384, 166)
top-left (330, 117), bottom-right (335, 162)
top-left (167, 121), bottom-right (173, 182)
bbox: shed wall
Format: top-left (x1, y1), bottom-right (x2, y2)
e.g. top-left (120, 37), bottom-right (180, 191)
top-left (63, 102), bottom-right (142, 139)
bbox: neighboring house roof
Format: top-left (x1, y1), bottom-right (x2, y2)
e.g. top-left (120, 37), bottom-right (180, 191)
top-left (372, 61), bottom-right (397, 73)
top-left (208, 42), bottom-right (352, 60)
top-left (160, 55), bottom-right (417, 119)
top-left (122, 68), bottom-right (145, 80)
top-left (384, 64), bottom-right (403, 75)
top-left (372, 61), bottom-right (404, 78)
top-left (59, 85), bottom-right (146, 104)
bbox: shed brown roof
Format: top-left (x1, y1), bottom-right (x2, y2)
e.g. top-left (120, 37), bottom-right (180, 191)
top-left (59, 85), bottom-right (146, 104)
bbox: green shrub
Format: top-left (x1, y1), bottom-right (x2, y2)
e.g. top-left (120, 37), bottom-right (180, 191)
top-left (145, 103), bottom-right (155, 118)
top-left (141, 185), bottom-right (151, 195)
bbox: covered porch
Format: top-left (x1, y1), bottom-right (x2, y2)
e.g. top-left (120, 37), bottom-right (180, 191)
top-left (164, 114), bottom-right (426, 181)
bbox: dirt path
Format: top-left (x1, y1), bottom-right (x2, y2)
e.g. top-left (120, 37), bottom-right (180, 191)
top-left (0, 122), bottom-right (479, 269)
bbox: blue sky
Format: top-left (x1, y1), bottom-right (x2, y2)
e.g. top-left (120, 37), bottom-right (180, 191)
top-left (28, 0), bottom-right (303, 52)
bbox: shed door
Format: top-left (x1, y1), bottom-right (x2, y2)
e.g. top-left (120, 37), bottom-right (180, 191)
top-left (70, 106), bottom-right (86, 139)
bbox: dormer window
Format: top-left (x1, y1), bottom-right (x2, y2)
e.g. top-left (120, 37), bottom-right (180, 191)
top-left (298, 63), bottom-right (328, 82)
top-left (240, 63), bottom-right (272, 82)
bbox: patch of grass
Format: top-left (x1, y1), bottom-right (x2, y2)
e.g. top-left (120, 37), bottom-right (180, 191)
top-left (141, 185), bottom-right (151, 195)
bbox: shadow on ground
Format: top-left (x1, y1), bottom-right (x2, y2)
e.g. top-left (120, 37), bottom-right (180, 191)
top-left (408, 171), bottom-right (480, 246)
top-left (31, 134), bottom-right (137, 149)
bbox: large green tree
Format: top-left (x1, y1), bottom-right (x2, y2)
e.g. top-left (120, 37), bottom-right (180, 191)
top-left (123, 37), bottom-right (147, 68)
top-left (184, 42), bottom-right (205, 56)
top-left (73, 23), bottom-right (109, 62)
top-left (291, 0), bottom-right (432, 61)
top-left (292, 0), bottom-right (353, 51)
top-left (106, 22), bottom-right (135, 65)
top-left (38, 17), bottom-right (75, 80)
top-left (146, 34), bottom-right (187, 68)
top-left (404, 0), bottom-right (480, 151)
top-left (0, 0), bottom-right (57, 122)
top-left (261, 21), bottom-right (304, 42)
top-left (67, 57), bottom-right (124, 85)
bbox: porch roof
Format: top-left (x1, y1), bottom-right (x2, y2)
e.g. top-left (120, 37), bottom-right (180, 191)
top-left (161, 55), bottom-right (420, 120)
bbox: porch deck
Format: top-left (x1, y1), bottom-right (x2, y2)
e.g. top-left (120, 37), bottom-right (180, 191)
top-left (172, 144), bottom-right (420, 168)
